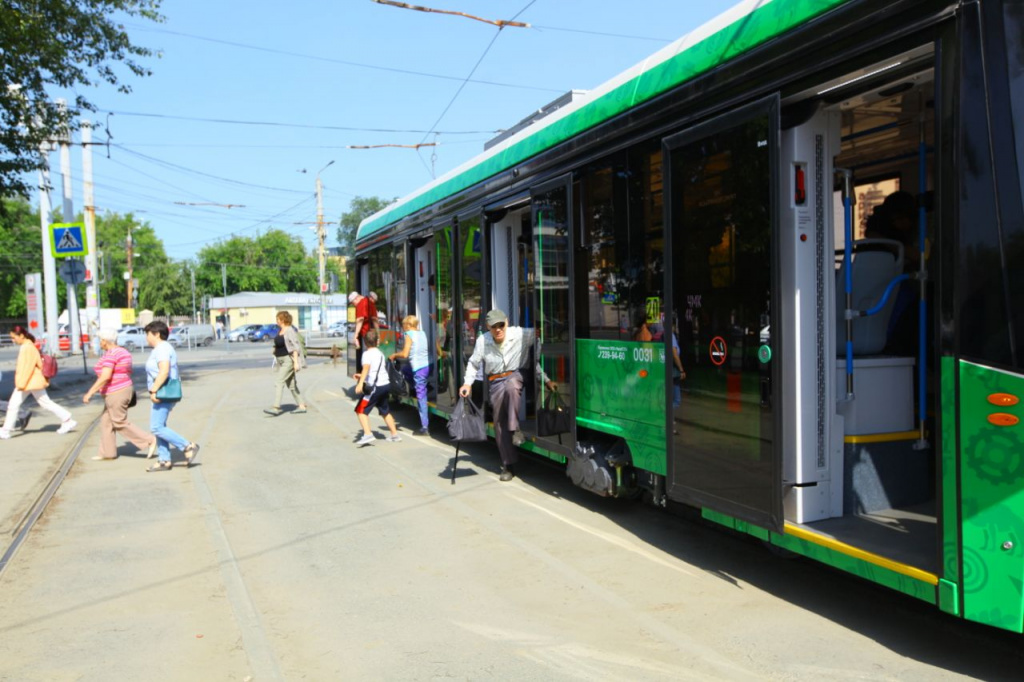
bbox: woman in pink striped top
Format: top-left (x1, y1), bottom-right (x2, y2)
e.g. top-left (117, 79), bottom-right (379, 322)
top-left (82, 328), bottom-right (156, 461)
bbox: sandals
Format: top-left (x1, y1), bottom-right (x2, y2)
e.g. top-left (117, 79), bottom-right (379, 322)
top-left (293, 407), bottom-right (307, 414)
top-left (91, 456), bottom-right (117, 461)
top-left (185, 442), bottom-right (201, 468)
top-left (145, 461), bottom-right (173, 473)
top-left (263, 407), bottom-right (283, 416)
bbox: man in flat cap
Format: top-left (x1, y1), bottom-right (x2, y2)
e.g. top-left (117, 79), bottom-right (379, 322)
top-left (459, 309), bottom-right (556, 481)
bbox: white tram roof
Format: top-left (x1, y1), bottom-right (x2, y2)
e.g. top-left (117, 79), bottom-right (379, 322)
top-left (357, 0), bottom-right (852, 242)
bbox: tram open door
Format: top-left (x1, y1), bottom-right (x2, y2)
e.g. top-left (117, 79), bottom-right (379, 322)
top-left (665, 96), bottom-right (784, 532)
top-left (485, 177), bottom-right (576, 457)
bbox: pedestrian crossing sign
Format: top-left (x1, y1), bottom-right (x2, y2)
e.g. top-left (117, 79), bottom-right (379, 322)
top-left (49, 222), bottom-right (88, 258)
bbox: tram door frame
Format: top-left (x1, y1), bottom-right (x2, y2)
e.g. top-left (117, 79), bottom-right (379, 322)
top-left (527, 174), bottom-right (577, 456)
top-left (347, 256), bottom-right (370, 377)
top-left (663, 94), bottom-right (784, 533)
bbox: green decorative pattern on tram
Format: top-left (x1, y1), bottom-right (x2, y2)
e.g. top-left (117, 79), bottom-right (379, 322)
top-left (358, 0), bottom-right (853, 240)
top-left (576, 339), bottom-right (666, 475)
top-left (959, 360), bottom-right (1024, 632)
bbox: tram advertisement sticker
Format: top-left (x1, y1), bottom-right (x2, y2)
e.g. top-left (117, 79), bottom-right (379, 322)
top-left (710, 336), bottom-right (728, 366)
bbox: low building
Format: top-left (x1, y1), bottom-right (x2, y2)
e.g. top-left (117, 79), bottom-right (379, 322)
top-left (208, 292), bottom-right (348, 331)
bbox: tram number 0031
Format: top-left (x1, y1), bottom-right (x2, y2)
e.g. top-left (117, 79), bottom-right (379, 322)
top-left (633, 347), bottom-right (654, 363)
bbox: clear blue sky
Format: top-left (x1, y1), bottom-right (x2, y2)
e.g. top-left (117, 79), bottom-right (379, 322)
top-left (51, 0), bottom-right (741, 260)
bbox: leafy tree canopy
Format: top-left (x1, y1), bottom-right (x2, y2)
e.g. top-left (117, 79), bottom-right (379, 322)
top-left (0, 0), bottom-right (163, 196)
top-left (337, 195), bottom-right (395, 258)
top-left (194, 230), bottom-right (319, 296)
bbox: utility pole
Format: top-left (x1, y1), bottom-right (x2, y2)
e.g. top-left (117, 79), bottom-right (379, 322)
top-left (190, 267), bottom-right (197, 323)
top-left (125, 226), bottom-right (134, 307)
top-left (82, 120), bottom-right (101, 355)
top-left (221, 263), bottom-right (229, 344)
top-left (38, 150), bottom-right (60, 356)
top-left (316, 160), bottom-right (334, 331)
top-left (57, 102), bottom-right (81, 355)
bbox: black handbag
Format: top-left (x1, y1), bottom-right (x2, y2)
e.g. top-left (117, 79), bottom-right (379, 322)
top-left (386, 358), bottom-right (409, 397)
top-left (537, 391), bottom-right (571, 437)
top-left (448, 397), bottom-right (487, 442)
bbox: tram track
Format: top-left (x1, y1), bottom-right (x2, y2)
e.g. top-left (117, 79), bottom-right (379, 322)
top-left (0, 416), bottom-right (101, 579)
top-left (0, 364), bottom-right (250, 581)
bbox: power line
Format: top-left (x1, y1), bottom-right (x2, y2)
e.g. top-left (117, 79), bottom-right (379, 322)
top-left (124, 23), bottom-right (562, 94)
top-left (530, 25), bottom-right (673, 42)
top-left (105, 110), bottom-right (499, 135)
top-left (417, 0), bottom-right (536, 152)
top-left (113, 145), bottom-right (311, 195)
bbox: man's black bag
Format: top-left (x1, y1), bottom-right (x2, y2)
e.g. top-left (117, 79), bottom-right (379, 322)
top-left (385, 359), bottom-right (409, 397)
top-left (448, 396), bottom-right (486, 442)
top-left (537, 390), bottom-right (571, 436)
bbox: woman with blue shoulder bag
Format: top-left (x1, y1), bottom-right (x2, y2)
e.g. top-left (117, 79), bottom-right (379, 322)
top-left (144, 321), bottom-right (199, 472)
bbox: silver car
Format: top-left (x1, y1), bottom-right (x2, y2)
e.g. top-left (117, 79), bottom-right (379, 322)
top-left (116, 326), bottom-right (146, 352)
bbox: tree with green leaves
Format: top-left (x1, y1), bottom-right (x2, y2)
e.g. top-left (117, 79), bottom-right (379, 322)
top-left (194, 230), bottom-right (319, 296)
top-left (94, 211), bottom-right (169, 308)
top-left (0, 0), bottom-right (163, 196)
top-left (0, 197), bottom-right (43, 316)
top-left (337, 196), bottom-right (395, 258)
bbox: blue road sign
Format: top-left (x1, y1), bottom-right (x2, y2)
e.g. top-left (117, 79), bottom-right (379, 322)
top-left (50, 222), bottom-right (88, 258)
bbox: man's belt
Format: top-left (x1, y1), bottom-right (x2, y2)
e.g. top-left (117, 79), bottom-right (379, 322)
top-left (488, 370), bottom-right (517, 382)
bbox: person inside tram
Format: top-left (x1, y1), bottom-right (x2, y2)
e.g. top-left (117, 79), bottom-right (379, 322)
top-left (633, 312), bottom-right (653, 342)
top-left (863, 190), bottom-right (925, 356)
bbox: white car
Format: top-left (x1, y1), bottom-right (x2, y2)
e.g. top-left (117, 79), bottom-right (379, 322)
top-left (116, 326), bottom-right (146, 352)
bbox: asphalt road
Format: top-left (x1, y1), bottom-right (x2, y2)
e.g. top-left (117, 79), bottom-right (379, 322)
top-left (0, 347), bottom-right (1022, 681)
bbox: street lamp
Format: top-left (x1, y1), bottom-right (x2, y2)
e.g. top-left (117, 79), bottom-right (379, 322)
top-left (315, 160), bottom-right (335, 331)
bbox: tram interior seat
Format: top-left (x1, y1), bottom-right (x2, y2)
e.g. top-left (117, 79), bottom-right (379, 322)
top-left (835, 239), bottom-right (904, 356)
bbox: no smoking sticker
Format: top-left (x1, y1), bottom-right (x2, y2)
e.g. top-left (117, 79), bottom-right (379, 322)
top-left (709, 336), bottom-right (728, 366)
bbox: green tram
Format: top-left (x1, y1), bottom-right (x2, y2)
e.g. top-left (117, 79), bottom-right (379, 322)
top-left (350, 0), bottom-right (1024, 632)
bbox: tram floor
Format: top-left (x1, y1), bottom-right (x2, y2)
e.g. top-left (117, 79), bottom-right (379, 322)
top-left (798, 501), bottom-right (938, 573)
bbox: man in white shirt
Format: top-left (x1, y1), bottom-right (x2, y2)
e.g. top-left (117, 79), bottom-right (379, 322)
top-left (459, 309), bottom-right (556, 481)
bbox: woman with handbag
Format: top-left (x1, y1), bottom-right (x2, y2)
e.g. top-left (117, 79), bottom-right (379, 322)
top-left (82, 328), bottom-right (156, 461)
top-left (144, 321), bottom-right (199, 472)
top-left (263, 311), bottom-right (307, 416)
top-left (0, 325), bottom-right (76, 440)
top-left (389, 315), bottom-right (430, 435)
top-left (353, 329), bottom-right (401, 446)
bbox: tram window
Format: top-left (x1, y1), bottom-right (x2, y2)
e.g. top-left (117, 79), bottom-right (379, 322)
top-left (368, 248), bottom-right (391, 338)
top-left (392, 243), bottom-right (407, 330)
top-left (958, 15), bottom-right (1015, 367)
top-left (1003, 1), bottom-right (1024, 368)
top-left (578, 143), bottom-right (664, 340)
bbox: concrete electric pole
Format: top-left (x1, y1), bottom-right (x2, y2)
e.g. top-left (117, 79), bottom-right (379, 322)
top-left (57, 104), bottom-right (81, 355)
top-left (82, 120), bottom-right (101, 355)
top-left (315, 160), bottom-right (334, 331)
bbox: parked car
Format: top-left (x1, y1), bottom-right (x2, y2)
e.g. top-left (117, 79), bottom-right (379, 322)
top-left (116, 326), bottom-right (146, 352)
top-left (327, 321), bottom-right (351, 338)
top-left (249, 324), bottom-right (280, 342)
top-left (168, 323), bottom-right (216, 348)
top-left (228, 324), bottom-right (262, 342)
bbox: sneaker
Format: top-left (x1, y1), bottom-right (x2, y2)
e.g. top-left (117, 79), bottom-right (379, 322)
top-left (57, 419), bottom-right (77, 435)
top-left (414, 427), bottom-right (429, 436)
top-left (356, 433), bottom-right (376, 447)
top-left (387, 434), bottom-right (402, 443)
top-left (0, 430), bottom-right (10, 440)
top-left (263, 407), bottom-right (283, 417)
